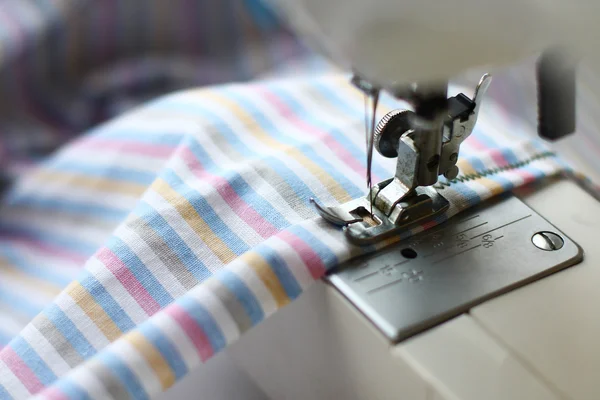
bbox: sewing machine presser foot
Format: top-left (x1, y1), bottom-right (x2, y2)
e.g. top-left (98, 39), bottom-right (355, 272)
top-left (312, 74), bottom-right (492, 245)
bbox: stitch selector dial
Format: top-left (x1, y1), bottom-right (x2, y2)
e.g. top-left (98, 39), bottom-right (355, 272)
top-left (374, 110), bottom-right (415, 158)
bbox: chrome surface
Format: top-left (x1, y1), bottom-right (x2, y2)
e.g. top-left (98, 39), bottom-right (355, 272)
top-left (532, 231), bottom-right (565, 251)
top-left (326, 193), bottom-right (582, 342)
top-left (313, 75), bottom-right (491, 245)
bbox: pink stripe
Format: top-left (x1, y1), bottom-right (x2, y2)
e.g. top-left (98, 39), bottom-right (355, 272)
top-left (72, 138), bottom-right (175, 158)
top-left (484, 148), bottom-right (537, 182)
top-left (466, 136), bottom-right (487, 151)
top-left (96, 248), bottom-right (161, 315)
top-left (0, 236), bottom-right (87, 265)
top-left (258, 88), bottom-right (381, 183)
top-left (1, 347), bottom-right (44, 394)
top-left (40, 386), bottom-right (69, 400)
top-left (463, 137), bottom-right (537, 182)
top-left (514, 168), bottom-right (538, 186)
top-left (165, 304), bottom-right (214, 362)
top-left (277, 231), bottom-right (326, 279)
top-left (180, 148), bottom-right (279, 239)
top-left (488, 149), bottom-right (512, 168)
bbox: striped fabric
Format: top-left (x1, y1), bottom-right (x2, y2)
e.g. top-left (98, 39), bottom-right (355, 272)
top-left (0, 0), bottom-right (311, 178)
top-left (0, 74), bottom-right (569, 399)
top-left (0, 0), bottom-right (315, 350)
top-left (0, 1), bottom-right (596, 399)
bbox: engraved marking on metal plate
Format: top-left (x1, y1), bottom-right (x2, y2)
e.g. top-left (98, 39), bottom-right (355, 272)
top-left (326, 194), bottom-right (583, 343)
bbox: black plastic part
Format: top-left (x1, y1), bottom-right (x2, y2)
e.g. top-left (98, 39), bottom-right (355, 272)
top-left (376, 111), bottom-right (414, 158)
top-left (447, 93), bottom-right (475, 122)
top-left (537, 49), bottom-right (577, 141)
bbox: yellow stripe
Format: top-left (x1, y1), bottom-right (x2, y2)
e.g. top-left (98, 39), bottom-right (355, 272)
top-left (0, 257), bottom-right (62, 298)
top-left (201, 91), bottom-right (351, 203)
top-left (31, 170), bottom-right (147, 197)
top-left (476, 177), bottom-right (505, 196)
top-left (456, 159), bottom-right (478, 176)
top-left (152, 179), bottom-right (237, 264)
top-left (67, 282), bottom-right (122, 342)
top-left (240, 251), bottom-right (289, 308)
top-left (456, 159), bottom-right (504, 196)
top-left (126, 331), bottom-right (176, 390)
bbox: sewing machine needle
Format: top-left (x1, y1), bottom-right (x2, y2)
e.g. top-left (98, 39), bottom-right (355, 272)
top-left (365, 90), bottom-right (380, 216)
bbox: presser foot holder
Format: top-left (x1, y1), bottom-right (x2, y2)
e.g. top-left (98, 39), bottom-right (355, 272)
top-left (311, 179), bottom-right (449, 245)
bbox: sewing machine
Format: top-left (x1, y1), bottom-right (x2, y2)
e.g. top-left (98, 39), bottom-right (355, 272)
top-left (163, 1), bottom-right (600, 399)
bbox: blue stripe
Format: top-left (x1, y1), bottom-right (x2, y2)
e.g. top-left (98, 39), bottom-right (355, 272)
top-left (178, 296), bottom-right (226, 353)
top-left (222, 88), bottom-right (363, 199)
top-left (436, 162), bottom-right (481, 206)
top-left (96, 351), bottom-right (148, 400)
top-left (277, 83), bottom-right (389, 182)
top-left (0, 224), bottom-right (98, 256)
top-left (94, 130), bottom-right (183, 145)
top-left (54, 379), bottom-right (91, 400)
top-left (520, 163), bottom-right (554, 181)
top-left (0, 285), bottom-right (43, 317)
top-left (254, 244), bottom-right (302, 300)
top-left (149, 100), bottom-right (322, 204)
top-left (472, 131), bottom-right (545, 180)
top-left (43, 304), bottom-right (95, 358)
top-left (218, 269), bottom-right (264, 325)
top-left (444, 181), bottom-right (480, 206)
top-left (288, 225), bottom-right (338, 268)
top-left (258, 157), bottom-right (319, 204)
top-left (46, 161), bottom-right (156, 184)
top-left (502, 147), bottom-right (545, 178)
top-left (107, 236), bottom-right (174, 308)
top-left (0, 383), bottom-right (12, 400)
top-left (0, 244), bottom-right (71, 285)
top-left (139, 322), bottom-right (187, 379)
top-left (133, 201), bottom-right (211, 281)
top-left (184, 138), bottom-right (290, 230)
top-left (10, 337), bottom-right (57, 386)
top-left (5, 194), bottom-right (127, 222)
top-left (79, 273), bottom-right (136, 333)
top-left (0, 330), bottom-right (13, 347)
top-left (467, 157), bottom-right (515, 191)
top-left (160, 169), bottom-right (250, 255)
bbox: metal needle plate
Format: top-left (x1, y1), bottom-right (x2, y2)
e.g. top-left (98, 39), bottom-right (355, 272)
top-left (326, 193), bottom-right (583, 343)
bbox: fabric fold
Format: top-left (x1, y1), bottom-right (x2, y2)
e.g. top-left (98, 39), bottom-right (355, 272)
top-left (0, 75), bottom-right (570, 398)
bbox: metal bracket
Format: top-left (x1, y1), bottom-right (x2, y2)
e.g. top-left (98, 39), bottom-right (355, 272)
top-left (326, 193), bottom-right (583, 343)
top-left (312, 74), bottom-right (491, 245)
top-left (312, 183), bottom-right (448, 245)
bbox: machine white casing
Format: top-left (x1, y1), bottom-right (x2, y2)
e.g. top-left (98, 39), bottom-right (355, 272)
top-left (164, 177), bottom-right (600, 400)
top-left (160, 1), bottom-right (600, 396)
top-left (267, 0), bottom-right (600, 89)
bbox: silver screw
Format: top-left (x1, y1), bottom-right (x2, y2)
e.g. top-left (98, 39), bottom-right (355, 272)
top-left (444, 165), bottom-right (459, 180)
top-left (531, 231), bottom-right (564, 251)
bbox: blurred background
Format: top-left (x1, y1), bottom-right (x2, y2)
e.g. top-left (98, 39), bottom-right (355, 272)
top-left (0, 0), bottom-right (598, 182)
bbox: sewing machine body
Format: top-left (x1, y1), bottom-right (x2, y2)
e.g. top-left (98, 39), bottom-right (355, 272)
top-left (164, 176), bottom-right (600, 400)
top-left (158, 1), bottom-right (600, 396)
